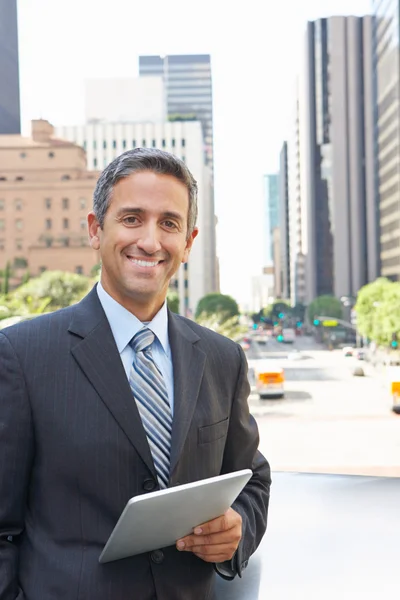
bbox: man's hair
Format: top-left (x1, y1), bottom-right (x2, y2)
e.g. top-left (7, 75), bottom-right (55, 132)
top-left (93, 147), bottom-right (198, 238)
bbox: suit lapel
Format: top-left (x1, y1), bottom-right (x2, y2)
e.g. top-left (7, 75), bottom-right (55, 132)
top-left (168, 312), bottom-right (206, 476)
top-left (68, 287), bottom-right (156, 478)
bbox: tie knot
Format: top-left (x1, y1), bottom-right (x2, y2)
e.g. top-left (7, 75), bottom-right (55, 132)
top-left (130, 327), bottom-right (155, 353)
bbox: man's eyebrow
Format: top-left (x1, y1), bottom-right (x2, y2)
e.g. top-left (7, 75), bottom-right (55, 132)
top-left (115, 207), bottom-right (184, 222)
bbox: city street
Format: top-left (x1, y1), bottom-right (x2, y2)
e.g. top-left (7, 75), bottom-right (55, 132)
top-left (245, 335), bottom-right (400, 477)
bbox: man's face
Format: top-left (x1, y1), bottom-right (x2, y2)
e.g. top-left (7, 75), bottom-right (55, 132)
top-left (88, 171), bottom-right (198, 317)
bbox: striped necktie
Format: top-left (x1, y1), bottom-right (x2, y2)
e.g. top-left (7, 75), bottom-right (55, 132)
top-left (129, 327), bottom-right (172, 489)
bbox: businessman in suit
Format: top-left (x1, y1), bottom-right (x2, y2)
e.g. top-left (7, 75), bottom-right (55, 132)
top-left (0, 148), bottom-right (271, 600)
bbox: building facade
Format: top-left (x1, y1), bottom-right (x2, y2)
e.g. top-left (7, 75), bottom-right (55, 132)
top-left (300, 16), bottom-right (379, 303)
top-left (55, 120), bottom-right (215, 316)
top-left (373, 1), bottom-right (399, 280)
top-left (279, 142), bottom-right (291, 300)
top-left (0, 0), bottom-right (20, 134)
top-left (0, 120), bottom-right (99, 279)
top-left (263, 173), bottom-right (279, 268)
top-left (288, 82), bottom-right (306, 306)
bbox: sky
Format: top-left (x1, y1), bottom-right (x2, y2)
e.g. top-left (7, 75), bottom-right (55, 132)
top-left (17, 0), bottom-right (372, 308)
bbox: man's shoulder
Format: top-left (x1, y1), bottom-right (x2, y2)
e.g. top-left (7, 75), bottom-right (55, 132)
top-left (0, 304), bottom-right (76, 343)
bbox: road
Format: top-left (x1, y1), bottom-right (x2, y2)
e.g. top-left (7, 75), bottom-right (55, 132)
top-left (245, 334), bottom-right (400, 477)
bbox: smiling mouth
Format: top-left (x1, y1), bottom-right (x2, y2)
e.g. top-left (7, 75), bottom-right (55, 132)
top-left (126, 257), bottom-right (163, 268)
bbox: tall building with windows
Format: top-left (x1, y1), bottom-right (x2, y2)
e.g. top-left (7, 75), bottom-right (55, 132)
top-left (279, 142), bottom-right (291, 300)
top-left (139, 55), bottom-right (218, 293)
top-left (263, 173), bottom-right (279, 268)
top-left (0, 0), bottom-right (21, 134)
top-left (56, 120), bottom-right (214, 316)
top-left (373, 1), bottom-right (399, 280)
top-left (300, 16), bottom-right (378, 303)
top-left (0, 120), bottom-right (99, 278)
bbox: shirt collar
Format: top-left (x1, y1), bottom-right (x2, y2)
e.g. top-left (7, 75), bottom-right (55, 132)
top-left (96, 282), bottom-right (170, 355)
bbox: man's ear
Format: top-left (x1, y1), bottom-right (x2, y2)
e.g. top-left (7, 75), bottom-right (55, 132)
top-left (182, 227), bottom-right (199, 263)
top-left (88, 212), bottom-right (101, 250)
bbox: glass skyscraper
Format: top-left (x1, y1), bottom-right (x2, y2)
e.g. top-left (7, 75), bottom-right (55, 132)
top-left (0, 0), bottom-right (20, 134)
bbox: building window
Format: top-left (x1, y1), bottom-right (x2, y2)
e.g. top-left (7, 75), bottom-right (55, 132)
top-left (45, 218), bottom-right (52, 230)
top-left (62, 197), bottom-right (69, 209)
top-left (93, 140), bottom-right (97, 150)
top-left (15, 219), bottom-right (23, 231)
top-left (182, 155), bottom-right (186, 163)
top-left (142, 139), bottom-right (146, 147)
top-left (45, 237), bottom-right (53, 247)
top-left (152, 139), bottom-right (156, 147)
top-left (61, 237), bottom-right (69, 247)
top-left (0, 199), bottom-right (4, 210)
top-left (0, 219), bottom-right (4, 230)
top-left (48, 152), bottom-right (54, 158)
top-left (132, 139), bottom-right (136, 147)
top-left (113, 140), bottom-right (117, 149)
top-left (20, 152), bottom-right (26, 158)
top-left (80, 218), bottom-right (87, 231)
top-left (14, 199), bottom-right (23, 210)
top-left (172, 139), bottom-right (176, 147)
top-left (0, 239), bottom-right (4, 250)
top-left (103, 140), bottom-right (107, 149)
top-left (80, 198), bottom-right (87, 210)
top-left (182, 139), bottom-right (186, 147)
top-left (45, 197), bottom-right (51, 209)
top-left (162, 139), bottom-right (166, 148)
top-left (39, 266), bottom-right (47, 273)
top-left (93, 158), bottom-right (98, 168)
top-left (61, 175), bottom-right (70, 181)
top-left (15, 176), bottom-right (24, 181)
top-left (122, 139), bottom-right (127, 149)
top-left (63, 218), bottom-right (69, 230)
top-left (83, 140), bottom-right (87, 150)
top-left (75, 266), bottom-right (83, 275)
top-left (14, 257), bottom-right (28, 269)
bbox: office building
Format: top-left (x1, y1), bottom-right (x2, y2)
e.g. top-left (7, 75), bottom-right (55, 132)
top-left (373, 1), bottom-right (399, 280)
top-left (84, 77), bottom-right (164, 124)
top-left (0, 0), bottom-right (20, 134)
top-left (263, 173), bottom-right (279, 268)
top-left (300, 16), bottom-right (378, 303)
top-left (279, 142), bottom-right (290, 300)
top-left (0, 120), bottom-right (99, 278)
top-left (56, 120), bottom-right (214, 315)
top-left (288, 83), bottom-right (306, 306)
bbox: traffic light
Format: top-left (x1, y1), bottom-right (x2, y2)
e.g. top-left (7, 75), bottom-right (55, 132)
top-left (277, 334), bottom-right (284, 342)
top-left (278, 312), bottom-right (284, 319)
top-left (252, 323), bottom-right (258, 330)
top-left (297, 321), bottom-right (302, 327)
top-left (391, 333), bottom-right (398, 349)
top-left (313, 319), bottom-right (320, 326)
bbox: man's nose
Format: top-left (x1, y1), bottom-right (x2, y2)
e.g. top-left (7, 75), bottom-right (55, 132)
top-left (136, 224), bottom-right (162, 254)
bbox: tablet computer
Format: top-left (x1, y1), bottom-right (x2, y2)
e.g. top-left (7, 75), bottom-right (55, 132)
top-left (99, 468), bottom-right (252, 563)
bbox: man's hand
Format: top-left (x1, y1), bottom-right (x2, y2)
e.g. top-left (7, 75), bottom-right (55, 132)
top-left (176, 507), bottom-right (242, 563)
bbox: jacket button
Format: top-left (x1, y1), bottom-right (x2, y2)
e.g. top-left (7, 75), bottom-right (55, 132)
top-left (143, 478), bottom-right (157, 492)
top-left (151, 550), bottom-right (164, 564)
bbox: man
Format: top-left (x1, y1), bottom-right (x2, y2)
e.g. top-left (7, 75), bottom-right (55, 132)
top-left (0, 148), bottom-right (271, 599)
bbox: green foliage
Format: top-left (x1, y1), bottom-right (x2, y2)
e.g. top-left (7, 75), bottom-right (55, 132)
top-left (9, 270), bottom-right (92, 311)
top-left (264, 300), bottom-right (292, 320)
top-left (355, 278), bottom-right (400, 345)
top-left (308, 295), bottom-right (343, 322)
top-left (195, 312), bottom-right (246, 341)
top-left (90, 263), bottom-right (102, 278)
top-left (195, 293), bottom-right (239, 322)
top-left (167, 291), bottom-right (179, 314)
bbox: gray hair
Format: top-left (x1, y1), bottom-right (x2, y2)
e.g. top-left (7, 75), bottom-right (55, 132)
top-left (93, 147), bottom-right (198, 238)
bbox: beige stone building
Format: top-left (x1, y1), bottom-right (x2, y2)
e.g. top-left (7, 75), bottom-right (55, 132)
top-left (0, 120), bottom-right (99, 281)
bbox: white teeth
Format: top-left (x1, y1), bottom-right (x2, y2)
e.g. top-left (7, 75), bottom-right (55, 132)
top-left (130, 258), bottom-right (159, 267)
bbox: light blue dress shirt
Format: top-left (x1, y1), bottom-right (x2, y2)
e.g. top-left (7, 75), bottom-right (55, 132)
top-left (96, 282), bottom-right (174, 414)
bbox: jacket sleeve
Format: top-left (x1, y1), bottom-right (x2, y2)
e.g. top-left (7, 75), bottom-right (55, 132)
top-left (0, 332), bottom-right (33, 599)
top-left (217, 343), bottom-right (271, 579)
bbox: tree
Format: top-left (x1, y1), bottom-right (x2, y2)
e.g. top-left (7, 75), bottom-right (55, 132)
top-left (265, 301), bottom-right (292, 321)
top-left (355, 278), bottom-right (400, 345)
top-left (308, 295), bottom-right (343, 322)
top-left (195, 293), bottom-right (239, 322)
top-left (167, 291), bottom-right (179, 314)
top-left (195, 313), bottom-right (246, 341)
top-left (9, 270), bottom-right (92, 311)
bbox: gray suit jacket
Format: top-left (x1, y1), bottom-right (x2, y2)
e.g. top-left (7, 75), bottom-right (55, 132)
top-left (0, 286), bottom-right (271, 600)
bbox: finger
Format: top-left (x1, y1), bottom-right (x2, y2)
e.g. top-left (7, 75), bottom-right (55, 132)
top-left (193, 513), bottom-right (231, 536)
top-left (178, 527), bottom-right (240, 550)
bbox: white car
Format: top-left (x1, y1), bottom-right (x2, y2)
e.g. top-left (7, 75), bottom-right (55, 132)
top-left (251, 360), bottom-right (285, 399)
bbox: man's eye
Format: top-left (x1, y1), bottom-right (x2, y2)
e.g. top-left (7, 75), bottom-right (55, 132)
top-left (123, 216), bottom-right (138, 225)
top-left (163, 220), bottom-right (176, 229)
